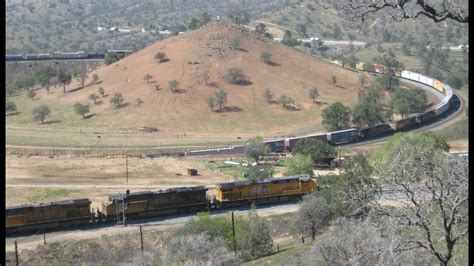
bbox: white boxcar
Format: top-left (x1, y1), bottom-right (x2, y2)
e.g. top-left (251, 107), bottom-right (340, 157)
top-left (409, 72), bottom-right (420, 82)
top-left (425, 77), bottom-right (434, 87)
top-left (401, 70), bottom-right (411, 79)
top-left (435, 100), bottom-right (450, 116)
top-left (419, 74), bottom-right (428, 85)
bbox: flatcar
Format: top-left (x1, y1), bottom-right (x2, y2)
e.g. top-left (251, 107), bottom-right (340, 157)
top-left (327, 128), bottom-right (359, 145)
top-left (101, 186), bottom-right (208, 222)
top-left (6, 198), bottom-right (92, 233)
top-left (213, 174), bottom-right (316, 208)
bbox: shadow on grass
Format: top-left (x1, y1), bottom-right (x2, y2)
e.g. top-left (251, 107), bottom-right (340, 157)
top-left (172, 89), bottom-right (186, 94)
top-left (315, 101), bottom-right (329, 105)
top-left (84, 113), bottom-right (96, 119)
top-left (6, 111), bottom-right (21, 117)
top-left (43, 120), bottom-right (62, 125)
top-left (215, 106), bottom-right (243, 113)
top-left (265, 61), bottom-right (281, 67)
top-left (282, 105), bottom-right (300, 111)
top-left (67, 87), bottom-right (84, 93)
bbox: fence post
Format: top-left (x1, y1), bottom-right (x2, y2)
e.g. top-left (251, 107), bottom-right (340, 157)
top-left (140, 225), bottom-right (144, 253)
top-left (232, 212), bottom-right (236, 254)
top-left (15, 240), bottom-right (19, 266)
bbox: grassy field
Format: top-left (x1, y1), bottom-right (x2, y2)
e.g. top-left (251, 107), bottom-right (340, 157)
top-left (6, 188), bottom-right (80, 205)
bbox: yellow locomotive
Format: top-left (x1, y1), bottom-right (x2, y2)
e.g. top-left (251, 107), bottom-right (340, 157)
top-left (213, 175), bottom-right (317, 207)
top-left (6, 198), bottom-right (92, 233)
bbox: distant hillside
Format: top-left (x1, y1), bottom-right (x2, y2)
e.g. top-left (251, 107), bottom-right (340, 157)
top-left (5, 0), bottom-right (299, 54)
top-left (6, 0), bottom-right (467, 55)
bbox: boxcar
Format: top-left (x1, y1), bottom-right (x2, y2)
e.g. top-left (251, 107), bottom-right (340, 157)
top-left (373, 64), bottom-right (384, 74)
top-left (214, 175), bottom-right (317, 207)
top-left (283, 136), bottom-right (304, 151)
top-left (6, 54), bottom-right (24, 61)
top-left (432, 80), bottom-right (445, 93)
top-left (359, 124), bottom-right (393, 140)
top-left (327, 128), bottom-right (359, 145)
top-left (416, 110), bottom-right (436, 124)
top-left (389, 116), bottom-right (418, 131)
top-left (6, 198), bottom-right (92, 233)
top-left (264, 139), bottom-right (285, 153)
top-left (102, 186), bottom-right (208, 222)
top-left (356, 63), bottom-right (365, 71)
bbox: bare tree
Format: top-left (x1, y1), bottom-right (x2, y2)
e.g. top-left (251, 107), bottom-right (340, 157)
top-left (320, 0), bottom-right (468, 24)
top-left (163, 234), bottom-right (238, 265)
top-left (215, 89), bottom-right (228, 111)
top-left (308, 87), bottom-right (319, 103)
top-left (168, 80), bottom-right (179, 93)
top-left (371, 144), bottom-right (469, 266)
top-left (144, 74), bottom-right (153, 83)
top-left (77, 73), bottom-right (88, 89)
top-left (307, 217), bottom-right (405, 265)
top-left (262, 89), bottom-right (274, 103)
top-left (89, 93), bottom-right (99, 104)
top-left (293, 193), bottom-right (331, 241)
top-left (207, 96), bottom-right (217, 111)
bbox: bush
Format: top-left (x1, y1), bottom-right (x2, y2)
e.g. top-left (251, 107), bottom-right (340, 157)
top-left (154, 52), bottom-right (167, 63)
top-left (6, 101), bottom-right (17, 113)
top-left (224, 68), bottom-right (246, 85)
top-left (109, 93), bottom-right (124, 109)
top-left (74, 103), bottom-right (90, 119)
top-left (292, 138), bottom-right (336, 163)
top-left (260, 51), bottom-right (272, 64)
top-left (32, 104), bottom-right (50, 124)
top-left (234, 207), bottom-right (273, 261)
top-left (164, 234), bottom-right (238, 265)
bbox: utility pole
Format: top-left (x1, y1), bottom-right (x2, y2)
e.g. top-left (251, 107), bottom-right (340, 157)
top-left (126, 151), bottom-right (129, 184)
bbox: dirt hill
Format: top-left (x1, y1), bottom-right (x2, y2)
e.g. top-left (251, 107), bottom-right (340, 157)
top-left (11, 22), bottom-right (364, 139)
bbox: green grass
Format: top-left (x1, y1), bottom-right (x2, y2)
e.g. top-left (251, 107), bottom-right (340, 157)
top-left (204, 160), bottom-right (249, 179)
top-left (8, 188), bottom-right (80, 205)
top-left (243, 244), bottom-right (310, 266)
top-left (437, 117), bottom-right (468, 140)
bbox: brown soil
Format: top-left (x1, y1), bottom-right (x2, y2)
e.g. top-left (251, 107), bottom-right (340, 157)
top-left (6, 156), bottom-right (234, 209)
top-left (34, 21), bottom-right (363, 135)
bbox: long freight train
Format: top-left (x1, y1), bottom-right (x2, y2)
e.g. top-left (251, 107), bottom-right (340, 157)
top-left (5, 51), bottom-right (106, 61)
top-left (189, 62), bottom-right (457, 155)
top-left (6, 175), bottom-right (316, 234)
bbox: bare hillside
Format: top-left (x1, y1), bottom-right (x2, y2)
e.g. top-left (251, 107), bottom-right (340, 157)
top-left (8, 22), bottom-right (364, 140)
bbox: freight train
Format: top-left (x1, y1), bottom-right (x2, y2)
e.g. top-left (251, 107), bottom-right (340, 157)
top-left (189, 62), bottom-right (457, 155)
top-left (5, 51), bottom-right (106, 61)
top-left (6, 175), bottom-right (316, 234)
